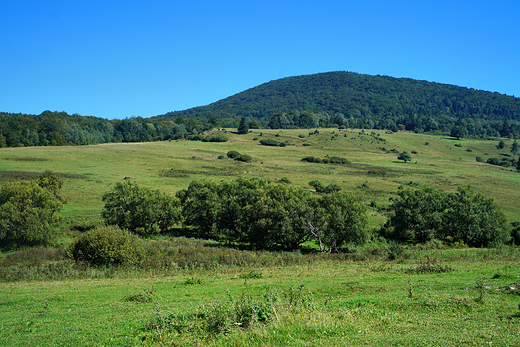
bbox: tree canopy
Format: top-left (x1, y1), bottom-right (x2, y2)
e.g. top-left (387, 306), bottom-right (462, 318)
top-left (0, 181), bottom-right (62, 248)
top-left (383, 185), bottom-right (509, 247)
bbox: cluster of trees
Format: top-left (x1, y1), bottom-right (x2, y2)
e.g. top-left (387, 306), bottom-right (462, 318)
top-left (162, 71), bottom-right (520, 138)
top-left (175, 178), bottom-right (368, 251)
top-left (382, 185), bottom-right (510, 247)
top-left (1, 174), bottom-right (514, 252)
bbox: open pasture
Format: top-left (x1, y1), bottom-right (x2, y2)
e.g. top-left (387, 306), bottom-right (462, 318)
top-left (1, 128), bottom-right (519, 223)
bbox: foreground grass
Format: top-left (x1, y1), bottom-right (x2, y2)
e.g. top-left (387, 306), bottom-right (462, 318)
top-left (1, 244), bottom-right (520, 346)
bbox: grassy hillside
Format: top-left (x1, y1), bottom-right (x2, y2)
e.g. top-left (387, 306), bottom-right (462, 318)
top-left (1, 128), bottom-right (519, 224)
top-left (1, 128), bottom-right (518, 249)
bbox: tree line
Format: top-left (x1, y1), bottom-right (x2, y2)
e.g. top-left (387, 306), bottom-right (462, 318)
top-left (0, 111), bottom-right (214, 148)
top-left (3, 72), bottom-right (520, 148)
top-left (1, 174), bottom-right (512, 251)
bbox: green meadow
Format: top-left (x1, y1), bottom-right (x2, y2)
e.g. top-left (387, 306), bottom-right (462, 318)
top-left (1, 129), bottom-right (520, 346)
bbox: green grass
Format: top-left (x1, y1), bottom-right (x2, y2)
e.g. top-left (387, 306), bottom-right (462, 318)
top-left (1, 247), bottom-right (520, 346)
top-left (2, 129), bottom-right (520, 345)
top-left (1, 129), bottom-right (520, 222)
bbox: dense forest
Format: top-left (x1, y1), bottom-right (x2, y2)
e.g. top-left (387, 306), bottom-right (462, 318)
top-left (0, 111), bottom-right (212, 147)
top-left (2, 71), bottom-right (520, 147)
top-left (160, 71), bottom-right (520, 137)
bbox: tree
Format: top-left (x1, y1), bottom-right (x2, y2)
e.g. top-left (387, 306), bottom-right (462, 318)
top-left (176, 180), bottom-right (222, 238)
top-left (249, 118), bottom-right (260, 129)
top-left (384, 185), bottom-right (509, 246)
top-left (0, 181), bottom-right (62, 248)
top-left (36, 170), bottom-right (64, 202)
top-left (397, 151), bottom-right (412, 163)
top-left (517, 157), bottom-right (520, 172)
top-left (237, 117), bottom-right (249, 134)
top-left (250, 184), bottom-right (314, 250)
top-left (511, 140), bottom-right (519, 159)
top-left (102, 181), bottom-right (181, 235)
top-left (450, 126), bottom-right (466, 140)
top-left (444, 186), bottom-right (509, 247)
top-left (497, 140), bottom-right (505, 149)
top-left (383, 186), bottom-right (449, 243)
top-left (318, 191), bottom-right (368, 252)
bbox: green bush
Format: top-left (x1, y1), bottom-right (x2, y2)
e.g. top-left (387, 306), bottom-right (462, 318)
top-left (186, 134), bottom-right (204, 141)
top-left (328, 156), bottom-right (349, 164)
top-left (384, 185), bottom-right (509, 246)
top-left (67, 225), bottom-right (144, 265)
top-left (487, 157), bottom-right (501, 165)
top-left (203, 135), bottom-right (228, 142)
top-left (301, 156), bottom-right (322, 163)
top-left (234, 154), bottom-right (252, 162)
top-left (226, 150), bottom-right (241, 158)
top-left (259, 139), bottom-right (281, 146)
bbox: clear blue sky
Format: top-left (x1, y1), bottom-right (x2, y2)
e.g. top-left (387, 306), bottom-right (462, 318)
top-left (1, 0), bottom-right (519, 120)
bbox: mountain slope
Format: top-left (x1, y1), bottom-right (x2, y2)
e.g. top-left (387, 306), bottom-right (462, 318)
top-left (159, 71), bottom-right (520, 135)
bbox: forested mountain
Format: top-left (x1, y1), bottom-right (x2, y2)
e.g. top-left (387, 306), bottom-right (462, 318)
top-left (159, 71), bottom-right (520, 137)
top-left (2, 71), bottom-right (520, 148)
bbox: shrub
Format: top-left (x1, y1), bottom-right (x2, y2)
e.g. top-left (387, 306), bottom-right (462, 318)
top-left (234, 154), bottom-right (252, 163)
top-left (203, 135), bottom-right (228, 142)
top-left (476, 156), bottom-right (484, 162)
top-left (186, 135), bottom-right (204, 141)
top-left (487, 157), bottom-right (501, 165)
top-left (302, 143), bottom-right (311, 146)
top-left (328, 156), bottom-right (349, 164)
top-left (308, 180), bottom-right (325, 192)
top-left (384, 185), bottom-right (509, 246)
top-left (226, 150), bottom-right (240, 158)
top-left (67, 225), bottom-right (144, 265)
top-left (36, 170), bottom-right (65, 202)
top-left (301, 156), bottom-right (322, 163)
top-left (259, 139), bottom-right (281, 146)
top-left (279, 177), bottom-right (291, 184)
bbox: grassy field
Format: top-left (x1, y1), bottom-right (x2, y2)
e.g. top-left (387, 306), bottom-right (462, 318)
top-left (1, 129), bottom-right (520, 346)
top-left (1, 245), bottom-right (520, 346)
top-left (1, 128), bottom-right (519, 222)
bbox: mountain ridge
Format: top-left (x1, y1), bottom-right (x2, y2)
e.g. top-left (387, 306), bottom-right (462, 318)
top-left (157, 71), bottom-right (520, 127)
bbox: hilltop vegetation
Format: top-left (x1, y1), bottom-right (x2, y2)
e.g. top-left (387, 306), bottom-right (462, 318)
top-left (161, 71), bottom-right (520, 137)
top-left (2, 72), bottom-right (520, 148)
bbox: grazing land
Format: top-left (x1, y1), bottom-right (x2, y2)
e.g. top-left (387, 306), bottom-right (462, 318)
top-left (1, 129), bottom-right (520, 346)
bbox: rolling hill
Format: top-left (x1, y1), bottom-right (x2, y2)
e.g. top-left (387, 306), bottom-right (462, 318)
top-left (159, 71), bottom-right (520, 136)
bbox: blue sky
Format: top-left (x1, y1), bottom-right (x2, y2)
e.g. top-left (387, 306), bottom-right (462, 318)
top-left (1, 0), bottom-right (519, 120)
